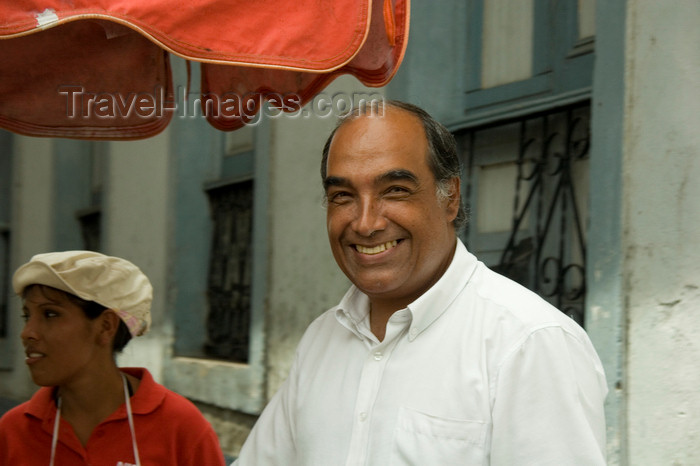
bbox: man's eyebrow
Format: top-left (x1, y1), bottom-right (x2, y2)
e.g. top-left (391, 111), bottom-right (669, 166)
top-left (377, 169), bottom-right (418, 185)
top-left (323, 176), bottom-right (348, 191)
top-left (323, 169), bottom-right (419, 191)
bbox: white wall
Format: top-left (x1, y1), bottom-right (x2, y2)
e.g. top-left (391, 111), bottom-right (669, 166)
top-left (2, 136), bottom-right (55, 399)
top-left (623, 1), bottom-right (700, 463)
top-left (108, 133), bottom-right (172, 384)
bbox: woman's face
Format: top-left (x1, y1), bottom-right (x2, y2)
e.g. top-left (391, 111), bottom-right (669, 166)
top-left (20, 286), bottom-right (105, 387)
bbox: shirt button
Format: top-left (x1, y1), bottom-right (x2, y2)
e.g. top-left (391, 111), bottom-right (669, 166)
top-left (359, 412), bottom-right (367, 421)
top-left (373, 351), bottom-right (383, 361)
top-left (409, 328), bottom-right (418, 337)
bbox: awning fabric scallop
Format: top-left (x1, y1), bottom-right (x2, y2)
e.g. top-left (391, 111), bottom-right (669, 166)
top-left (0, 0), bottom-right (409, 139)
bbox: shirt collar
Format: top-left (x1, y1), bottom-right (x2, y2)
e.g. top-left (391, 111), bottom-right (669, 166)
top-left (24, 367), bottom-right (165, 424)
top-left (334, 239), bottom-right (478, 342)
top-left (120, 367), bottom-right (166, 415)
top-left (334, 286), bottom-right (374, 341)
top-left (406, 239), bottom-right (477, 340)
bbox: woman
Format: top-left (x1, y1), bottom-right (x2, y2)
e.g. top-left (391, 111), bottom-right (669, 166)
top-left (0, 251), bottom-right (226, 466)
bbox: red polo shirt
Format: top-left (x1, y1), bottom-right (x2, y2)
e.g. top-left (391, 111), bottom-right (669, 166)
top-left (0, 367), bottom-right (225, 466)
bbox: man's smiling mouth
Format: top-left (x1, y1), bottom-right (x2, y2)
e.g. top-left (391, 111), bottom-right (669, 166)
top-left (355, 240), bottom-right (398, 255)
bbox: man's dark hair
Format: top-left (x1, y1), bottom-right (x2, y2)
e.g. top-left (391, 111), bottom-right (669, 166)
top-left (321, 100), bottom-right (467, 231)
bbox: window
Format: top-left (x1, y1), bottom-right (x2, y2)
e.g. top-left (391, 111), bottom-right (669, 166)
top-left (75, 142), bottom-right (105, 251)
top-left (452, 1), bottom-right (596, 325)
top-left (205, 180), bottom-right (254, 362)
top-left (459, 102), bottom-right (590, 325)
top-left (77, 209), bottom-right (101, 251)
top-left (465, 0), bottom-right (595, 126)
top-left (167, 109), bottom-right (268, 414)
top-left (49, 139), bottom-right (104, 251)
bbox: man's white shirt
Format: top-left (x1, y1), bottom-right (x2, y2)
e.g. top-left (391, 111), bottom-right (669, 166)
top-left (235, 240), bottom-right (608, 465)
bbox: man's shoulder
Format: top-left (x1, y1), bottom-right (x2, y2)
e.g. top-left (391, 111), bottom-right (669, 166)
top-left (466, 262), bottom-right (585, 335)
top-left (292, 291), bottom-right (369, 359)
top-left (304, 285), bottom-right (367, 333)
top-left (299, 306), bottom-right (347, 343)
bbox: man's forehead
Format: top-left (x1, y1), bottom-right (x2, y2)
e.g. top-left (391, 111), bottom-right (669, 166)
top-left (328, 110), bottom-right (428, 162)
top-left (336, 105), bottom-right (423, 135)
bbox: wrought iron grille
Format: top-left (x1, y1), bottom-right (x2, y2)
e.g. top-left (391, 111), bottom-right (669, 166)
top-left (205, 180), bottom-right (254, 362)
top-left (461, 102), bottom-right (590, 325)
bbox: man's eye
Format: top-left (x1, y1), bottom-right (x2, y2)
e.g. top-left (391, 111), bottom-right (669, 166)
top-left (20, 314), bottom-right (29, 322)
top-left (329, 192), bottom-right (352, 203)
top-left (385, 186), bottom-right (411, 196)
top-left (43, 310), bottom-right (59, 318)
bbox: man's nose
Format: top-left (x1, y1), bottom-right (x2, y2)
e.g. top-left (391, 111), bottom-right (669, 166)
top-left (352, 197), bottom-right (387, 237)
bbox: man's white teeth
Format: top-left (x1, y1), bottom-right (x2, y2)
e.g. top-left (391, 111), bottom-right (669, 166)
top-left (356, 240), bottom-right (398, 255)
top-left (27, 353), bottom-right (43, 358)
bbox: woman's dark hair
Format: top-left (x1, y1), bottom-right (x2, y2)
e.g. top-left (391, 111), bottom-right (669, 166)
top-left (23, 284), bottom-right (132, 353)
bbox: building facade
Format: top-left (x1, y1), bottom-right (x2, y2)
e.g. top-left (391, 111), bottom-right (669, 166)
top-left (1, 1), bottom-right (699, 464)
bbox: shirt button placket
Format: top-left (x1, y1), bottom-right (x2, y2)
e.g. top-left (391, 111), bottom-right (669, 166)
top-left (345, 345), bottom-right (389, 464)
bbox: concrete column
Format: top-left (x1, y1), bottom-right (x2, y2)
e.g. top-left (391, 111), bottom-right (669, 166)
top-left (623, 1), bottom-right (700, 463)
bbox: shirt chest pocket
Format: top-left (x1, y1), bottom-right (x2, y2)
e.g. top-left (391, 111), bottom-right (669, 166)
top-left (390, 406), bottom-right (488, 466)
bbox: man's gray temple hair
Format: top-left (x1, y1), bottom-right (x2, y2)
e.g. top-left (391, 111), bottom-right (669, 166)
top-left (321, 100), bottom-right (468, 232)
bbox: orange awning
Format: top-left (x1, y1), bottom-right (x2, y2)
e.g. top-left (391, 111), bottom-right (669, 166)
top-left (0, 0), bottom-right (409, 139)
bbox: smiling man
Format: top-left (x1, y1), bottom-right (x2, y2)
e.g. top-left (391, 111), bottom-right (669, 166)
top-left (234, 101), bottom-right (608, 465)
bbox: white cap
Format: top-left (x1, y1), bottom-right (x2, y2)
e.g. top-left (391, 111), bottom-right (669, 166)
top-left (13, 251), bottom-right (152, 337)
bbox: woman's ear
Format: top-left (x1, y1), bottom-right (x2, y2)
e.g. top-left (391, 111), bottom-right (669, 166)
top-left (97, 310), bottom-right (121, 347)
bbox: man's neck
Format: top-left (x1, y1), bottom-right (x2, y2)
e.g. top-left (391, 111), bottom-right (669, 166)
top-left (366, 237), bottom-right (459, 341)
top-left (368, 300), bottom-right (405, 342)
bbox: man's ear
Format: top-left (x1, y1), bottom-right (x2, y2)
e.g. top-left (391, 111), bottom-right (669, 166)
top-left (445, 177), bottom-right (461, 221)
top-left (97, 310), bottom-right (121, 347)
